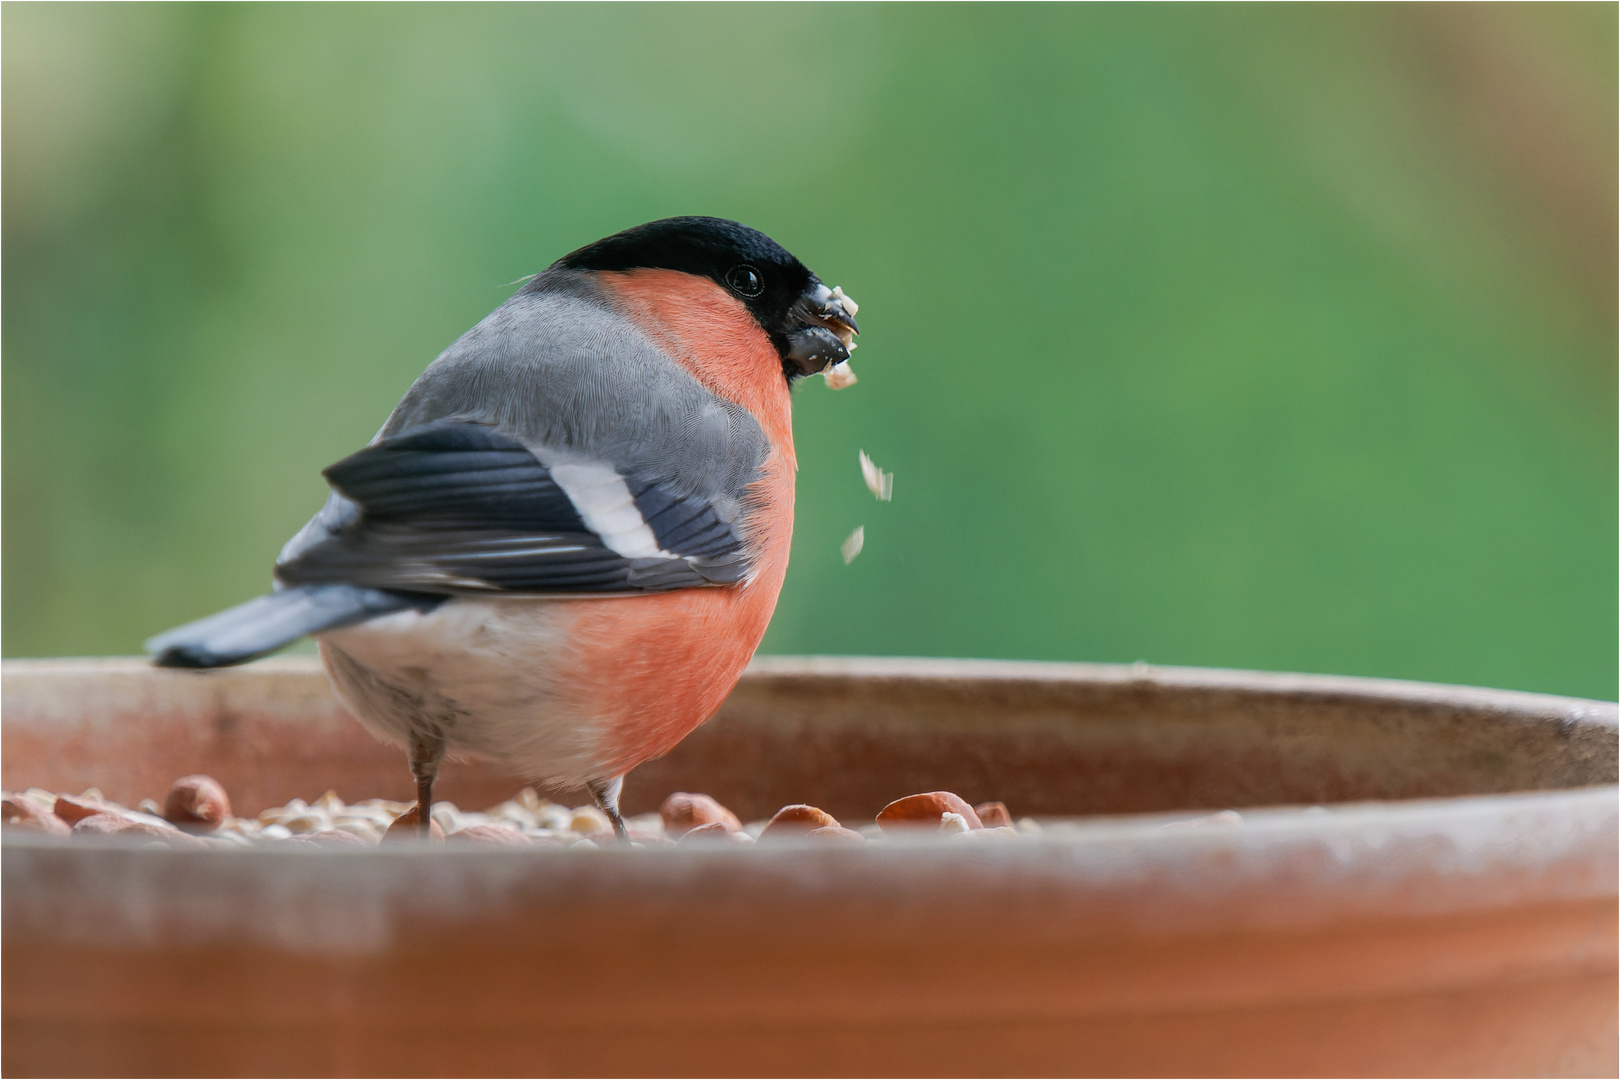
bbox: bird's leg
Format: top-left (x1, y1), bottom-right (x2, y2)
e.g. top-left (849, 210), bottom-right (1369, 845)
top-left (587, 775), bottom-right (630, 842)
top-left (409, 728), bottom-right (445, 834)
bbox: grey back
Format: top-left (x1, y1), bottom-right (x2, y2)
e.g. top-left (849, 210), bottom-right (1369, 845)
top-left (381, 269), bottom-right (769, 518)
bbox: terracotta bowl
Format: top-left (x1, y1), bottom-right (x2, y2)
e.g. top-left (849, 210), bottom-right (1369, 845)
top-left (3, 656), bottom-right (1616, 1078)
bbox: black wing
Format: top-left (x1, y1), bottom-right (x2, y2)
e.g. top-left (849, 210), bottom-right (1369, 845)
top-left (274, 420), bottom-right (751, 595)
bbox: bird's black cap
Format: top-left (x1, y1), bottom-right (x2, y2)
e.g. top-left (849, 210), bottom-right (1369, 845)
top-left (555, 217), bottom-right (836, 376)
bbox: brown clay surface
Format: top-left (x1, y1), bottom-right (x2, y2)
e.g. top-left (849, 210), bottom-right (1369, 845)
top-left (2, 656), bottom-right (1616, 1077)
top-left (6, 793), bottom-right (1616, 1076)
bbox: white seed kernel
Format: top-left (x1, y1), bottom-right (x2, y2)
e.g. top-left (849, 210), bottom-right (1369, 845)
top-left (858, 450), bottom-right (893, 501)
top-left (823, 361), bottom-right (858, 390)
top-left (841, 526), bottom-right (865, 564)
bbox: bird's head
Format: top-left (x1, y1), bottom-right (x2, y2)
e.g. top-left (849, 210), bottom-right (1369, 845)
top-left (553, 216), bottom-right (860, 385)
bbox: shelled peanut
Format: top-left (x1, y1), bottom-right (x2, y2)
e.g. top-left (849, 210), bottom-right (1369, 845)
top-left (2, 775), bottom-right (1048, 849)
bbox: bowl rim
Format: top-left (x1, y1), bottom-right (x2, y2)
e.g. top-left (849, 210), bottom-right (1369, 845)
top-left (743, 654), bottom-right (1620, 718)
top-left (3, 655), bottom-right (1615, 938)
top-left (4, 652), bottom-right (1616, 717)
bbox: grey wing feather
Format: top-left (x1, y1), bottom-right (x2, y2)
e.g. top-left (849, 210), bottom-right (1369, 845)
top-left (274, 420), bottom-right (746, 595)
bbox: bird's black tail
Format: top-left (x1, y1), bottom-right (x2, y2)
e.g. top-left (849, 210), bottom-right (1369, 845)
top-left (146, 585), bottom-right (436, 669)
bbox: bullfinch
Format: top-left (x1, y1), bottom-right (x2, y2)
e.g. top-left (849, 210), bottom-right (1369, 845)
top-left (145, 217), bottom-right (860, 837)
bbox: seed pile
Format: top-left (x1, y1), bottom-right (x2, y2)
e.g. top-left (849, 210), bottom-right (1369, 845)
top-left (1, 778), bottom-right (1042, 850)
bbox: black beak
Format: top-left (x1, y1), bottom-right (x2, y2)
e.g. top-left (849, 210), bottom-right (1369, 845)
top-left (784, 282), bottom-right (860, 376)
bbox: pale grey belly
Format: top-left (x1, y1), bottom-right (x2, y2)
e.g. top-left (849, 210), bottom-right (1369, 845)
top-left (317, 598), bottom-right (609, 789)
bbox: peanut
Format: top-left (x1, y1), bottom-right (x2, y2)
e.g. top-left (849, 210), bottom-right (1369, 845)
top-left (973, 801), bottom-right (1014, 829)
top-left (877, 792), bottom-right (984, 832)
top-left (1, 794), bottom-right (70, 837)
top-left (568, 807), bottom-right (612, 835)
top-left (760, 804), bottom-right (839, 838)
top-left (446, 823), bottom-right (530, 846)
top-left (660, 792), bottom-right (742, 838)
top-left (54, 793), bottom-right (124, 825)
top-left (383, 804), bottom-right (445, 842)
top-left (72, 812), bottom-right (201, 848)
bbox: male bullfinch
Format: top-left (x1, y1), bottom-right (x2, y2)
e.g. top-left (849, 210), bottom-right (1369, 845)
top-left (146, 217), bottom-right (860, 838)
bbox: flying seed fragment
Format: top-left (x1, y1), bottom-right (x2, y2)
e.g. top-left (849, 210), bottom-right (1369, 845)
top-left (858, 451), bottom-right (893, 501)
top-left (841, 526), bottom-right (865, 565)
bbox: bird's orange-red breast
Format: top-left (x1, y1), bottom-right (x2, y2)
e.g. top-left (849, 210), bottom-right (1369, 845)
top-left (567, 268), bottom-right (799, 774)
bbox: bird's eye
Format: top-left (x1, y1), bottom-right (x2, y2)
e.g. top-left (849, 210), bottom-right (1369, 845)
top-left (727, 264), bottom-right (764, 298)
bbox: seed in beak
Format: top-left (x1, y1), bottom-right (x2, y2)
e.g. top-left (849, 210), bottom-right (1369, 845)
top-left (823, 361), bottom-right (858, 390)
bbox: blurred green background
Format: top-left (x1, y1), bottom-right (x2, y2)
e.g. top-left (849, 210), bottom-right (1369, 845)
top-left (4, 3), bottom-right (1615, 699)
